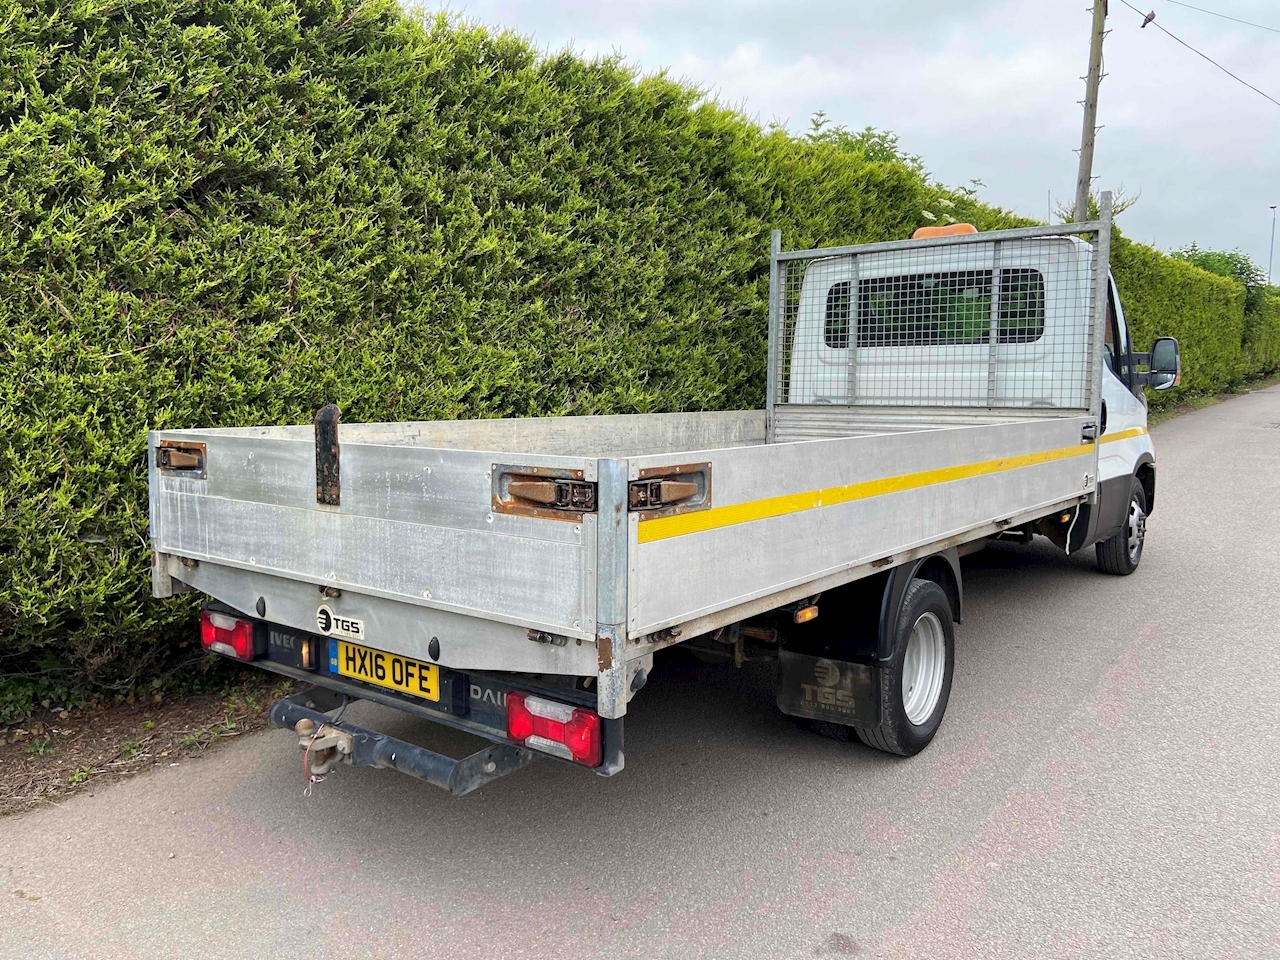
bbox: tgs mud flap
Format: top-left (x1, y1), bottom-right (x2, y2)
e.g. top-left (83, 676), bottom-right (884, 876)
top-left (776, 650), bottom-right (879, 726)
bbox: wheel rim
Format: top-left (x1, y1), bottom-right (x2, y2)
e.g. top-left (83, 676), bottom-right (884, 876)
top-left (1127, 497), bottom-right (1146, 564)
top-left (901, 612), bottom-right (946, 725)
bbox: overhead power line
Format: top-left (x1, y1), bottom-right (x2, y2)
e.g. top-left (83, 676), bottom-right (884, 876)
top-left (1164, 1), bottom-right (1280, 35)
top-left (1117, 0), bottom-right (1280, 108)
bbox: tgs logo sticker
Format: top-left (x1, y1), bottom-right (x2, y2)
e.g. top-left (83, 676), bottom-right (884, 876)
top-left (316, 604), bottom-right (364, 641)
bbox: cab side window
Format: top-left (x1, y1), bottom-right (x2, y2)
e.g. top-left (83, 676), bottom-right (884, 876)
top-left (1105, 282), bottom-right (1130, 384)
top-left (1103, 295), bottom-right (1116, 370)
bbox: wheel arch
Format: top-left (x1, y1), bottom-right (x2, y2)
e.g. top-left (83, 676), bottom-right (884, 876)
top-left (1134, 454), bottom-right (1156, 515)
top-left (877, 549), bottom-right (962, 661)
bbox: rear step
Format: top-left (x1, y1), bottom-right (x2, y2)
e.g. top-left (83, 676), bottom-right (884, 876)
top-left (268, 688), bottom-right (539, 796)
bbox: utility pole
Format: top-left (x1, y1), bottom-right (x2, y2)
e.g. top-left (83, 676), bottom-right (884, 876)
top-left (1073, 1), bottom-right (1108, 223)
top-left (1269, 205), bottom-right (1276, 285)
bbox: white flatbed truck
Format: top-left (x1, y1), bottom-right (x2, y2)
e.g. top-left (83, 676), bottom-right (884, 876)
top-left (148, 194), bottom-right (1182, 794)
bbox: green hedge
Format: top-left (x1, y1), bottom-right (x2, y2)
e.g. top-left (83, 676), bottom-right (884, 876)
top-left (1109, 234), bottom-right (1247, 403)
top-left (0, 0), bottom-right (1266, 689)
top-left (1165, 243), bottom-right (1280, 383)
top-left (1247, 291), bottom-right (1280, 375)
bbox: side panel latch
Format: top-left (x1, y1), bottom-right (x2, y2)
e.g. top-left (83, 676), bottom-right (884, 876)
top-left (628, 479), bottom-right (698, 510)
top-left (627, 462), bottom-right (712, 520)
top-left (492, 466), bottom-right (597, 521)
top-left (155, 441), bottom-right (207, 477)
top-left (507, 478), bottom-right (597, 511)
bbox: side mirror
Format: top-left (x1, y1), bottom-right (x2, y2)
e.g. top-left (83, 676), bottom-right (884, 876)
top-left (1148, 336), bottom-right (1181, 391)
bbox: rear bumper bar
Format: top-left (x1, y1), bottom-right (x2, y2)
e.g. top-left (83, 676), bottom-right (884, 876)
top-left (268, 688), bottom-right (539, 796)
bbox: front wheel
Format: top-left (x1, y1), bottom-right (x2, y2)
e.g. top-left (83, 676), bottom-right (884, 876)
top-left (856, 579), bottom-right (955, 757)
top-left (1096, 477), bottom-right (1147, 576)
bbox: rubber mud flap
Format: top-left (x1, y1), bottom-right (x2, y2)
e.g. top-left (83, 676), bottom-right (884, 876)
top-left (776, 650), bottom-right (878, 726)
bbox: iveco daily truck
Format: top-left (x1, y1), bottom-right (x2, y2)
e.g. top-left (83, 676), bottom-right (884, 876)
top-left (149, 193), bottom-right (1182, 794)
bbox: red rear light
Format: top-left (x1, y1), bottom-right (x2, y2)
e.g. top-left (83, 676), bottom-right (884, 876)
top-left (506, 692), bottom-right (601, 767)
top-left (199, 609), bottom-right (257, 661)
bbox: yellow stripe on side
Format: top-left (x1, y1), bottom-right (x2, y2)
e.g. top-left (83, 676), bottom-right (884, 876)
top-left (637, 441), bottom-right (1096, 544)
top-left (1099, 426), bottom-right (1148, 445)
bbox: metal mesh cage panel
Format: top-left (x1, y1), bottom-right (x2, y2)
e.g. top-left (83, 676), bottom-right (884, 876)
top-left (772, 234), bottom-right (1097, 411)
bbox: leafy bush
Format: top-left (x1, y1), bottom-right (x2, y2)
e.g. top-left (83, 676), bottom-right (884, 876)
top-left (1170, 245), bottom-right (1280, 377)
top-left (1110, 234), bottom-right (1248, 403)
top-left (0, 0), bottom-right (1023, 688)
top-left (1247, 290), bottom-right (1280, 375)
top-left (0, 0), bottom-right (1266, 690)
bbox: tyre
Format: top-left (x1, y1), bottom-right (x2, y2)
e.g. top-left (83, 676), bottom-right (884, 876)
top-left (1095, 477), bottom-right (1147, 576)
top-left (855, 579), bottom-right (955, 757)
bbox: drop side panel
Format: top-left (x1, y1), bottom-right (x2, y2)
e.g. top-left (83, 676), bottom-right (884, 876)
top-left (627, 417), bottom-right (1094, 637)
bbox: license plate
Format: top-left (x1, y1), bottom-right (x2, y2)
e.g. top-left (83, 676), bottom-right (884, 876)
top-left (330, 639), bottom-right (439, 702)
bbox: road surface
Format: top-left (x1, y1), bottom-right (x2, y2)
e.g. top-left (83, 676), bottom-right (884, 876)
top-left (4, 387), bottom-right (1279, 959)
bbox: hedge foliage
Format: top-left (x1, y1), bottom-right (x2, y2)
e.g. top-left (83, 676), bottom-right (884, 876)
top-left (1168, 244), bottom-right (1280, 379)
top-left (1109, 235), bottom-right (1247, 401)
top-left (0, 0), bottom-right (1275, 689)
top-left (1249, 292), bottom-right (1280, 375)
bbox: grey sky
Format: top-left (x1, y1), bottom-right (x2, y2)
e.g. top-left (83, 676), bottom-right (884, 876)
top-left (432, 0), bottom-right (1280, 273)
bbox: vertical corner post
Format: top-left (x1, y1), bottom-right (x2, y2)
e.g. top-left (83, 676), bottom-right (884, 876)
top-left (594, 458), bottom-right (630, 721)
top-left (1087, 191), bottom-right (1113, 423)
top-left (1086, 191), bottom-right (1113, 503)
top-left (146, 429), bottom-right (160, 551)
top-left (146, 429), bottom-right (170, 598)
top-left (985, 240), bottom-right (1003, 406)
top-left (765, 229), bottom-right (782, 443)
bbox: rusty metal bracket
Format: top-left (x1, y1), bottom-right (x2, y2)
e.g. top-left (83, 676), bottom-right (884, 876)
top-left (629, 478), bottom-right (697, 509)
top-left (628, 462), bottom-right (712, 520)
top-left (155, 440), bottom-right (207, 478)
top-left (315, 403), bottom-right (341, 506)
top-left (508, 478), bottom-right (596, 510)
top-left (492, 464), bottom-right (597, 521)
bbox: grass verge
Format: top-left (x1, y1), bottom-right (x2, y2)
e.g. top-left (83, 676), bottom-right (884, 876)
top-left (0, 672), bottom-right (300, 816)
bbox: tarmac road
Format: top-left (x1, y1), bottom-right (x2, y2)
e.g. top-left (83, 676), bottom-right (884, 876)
top-left (3, 387), bottom-right (1279, 960)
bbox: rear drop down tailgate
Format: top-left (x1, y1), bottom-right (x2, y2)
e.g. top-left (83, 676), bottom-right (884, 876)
top-left (149, 426), bottom-right (602, 678)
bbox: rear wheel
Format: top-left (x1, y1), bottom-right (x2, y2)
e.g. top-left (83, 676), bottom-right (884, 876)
top-left (1096, 477), bottom-right (1147, 576)
top-left (856, 579), bottom-right (955, 757)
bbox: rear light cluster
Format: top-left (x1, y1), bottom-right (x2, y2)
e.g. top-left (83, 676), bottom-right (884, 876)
top-left (506, 692), bottom-right (601, 766)
top-left (200, 609), bottom-right (257, 661)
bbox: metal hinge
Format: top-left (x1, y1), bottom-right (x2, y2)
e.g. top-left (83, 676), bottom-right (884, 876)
top-left (1081, 422), bottom-right (1098, 443)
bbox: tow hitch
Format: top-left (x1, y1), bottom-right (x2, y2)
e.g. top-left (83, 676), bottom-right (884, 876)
top-left (269, 689), bottom-right (539, 796)
top-left (294, 717), bottom-right (354, 780)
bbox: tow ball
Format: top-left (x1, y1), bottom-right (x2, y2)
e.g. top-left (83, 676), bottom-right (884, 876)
top-left (294, 717), bottom-right (354, 779)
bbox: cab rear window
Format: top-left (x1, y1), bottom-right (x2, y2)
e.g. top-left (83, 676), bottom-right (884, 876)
top-left (824, 268), bottom-right (1045, 348)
